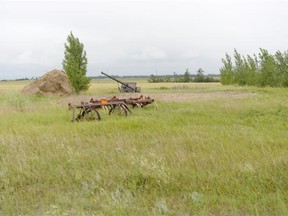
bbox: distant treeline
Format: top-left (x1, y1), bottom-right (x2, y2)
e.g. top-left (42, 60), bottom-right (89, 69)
top-left (90, 75), bottom-right (149, 79)
top-left (220, 49), bottom-right (288, 87)
top-left (1, 78), bottom-right (30, 81)
top-left (148, 69), bottom-right (220, 83)
top-left (2, 74), bottom-right (220, 82)
top-left (1, 77), bottom-right (37, 81)
top-left (90, 72), bottom-right (220, 83)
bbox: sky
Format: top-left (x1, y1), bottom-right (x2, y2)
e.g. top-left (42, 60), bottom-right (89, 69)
top-left (0, 0), bottom-right (288, 80)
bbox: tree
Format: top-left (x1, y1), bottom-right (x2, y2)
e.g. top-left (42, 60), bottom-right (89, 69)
top-left (194, 68), bottom-right (205, 82)
top-left (183, 68), bottom-right (191, 82)
top-left (275, 50), bottom-right (288, 87)
top-left (220, 53), bottom-right (234, 85)
top-left (245, 54), bottom-right (259, 86)
top-left (148, 74), bottom-right (158, 83)
top-left (233, 49), bottom-right (247, 86)
top-left (62, 32), bottom-right (91, 93)
top-left (258, 48), bottom-right (277, 87)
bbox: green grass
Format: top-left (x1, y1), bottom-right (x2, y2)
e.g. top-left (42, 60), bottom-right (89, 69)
top-left (0, 80), bottom-right (288, 215)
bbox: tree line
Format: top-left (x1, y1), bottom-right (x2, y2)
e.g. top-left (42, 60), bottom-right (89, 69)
top-left (220, 49), bottom-right (288, 87)
top-left (148, 69), bottom-right (219, 83)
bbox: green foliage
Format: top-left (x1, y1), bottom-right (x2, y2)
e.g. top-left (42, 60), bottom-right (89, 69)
top-left (194, 68), bottom-right (205, 82)
top-left (220, 53), bottom-right (234, 85)
top-left (148, 69), bottom-right (219, 83)
top-left (148, 74), bottom-right (172, 83)
top-left (62, 32), bottom-right (91, 93)
top-left (258, 48), bottom-right (278, 87)
top-left (275, 50), bottom-right (288, 87)
top-left (245, 54), bottom-right (258, 86)
top-left (193, 68), bottom-right (217, 83)
top-left (183, 68), bottom-right (191, 82)
top-left (233, 49), bottom-right (247, 86)
top-left (220, 48), bottom-right (288, 87)
top-left (148, 74), bottom-right (158, 83)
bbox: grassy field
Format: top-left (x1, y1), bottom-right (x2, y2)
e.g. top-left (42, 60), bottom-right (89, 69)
top-left (0, 80), bottom-right (288, 215)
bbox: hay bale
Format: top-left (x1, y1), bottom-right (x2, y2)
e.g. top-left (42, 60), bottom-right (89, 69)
top-left (22, 69), bottom-right (73, 95)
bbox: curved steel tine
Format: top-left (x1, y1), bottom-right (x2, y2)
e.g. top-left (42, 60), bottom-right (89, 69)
top-left (153, 102), bottom-right (158, 110)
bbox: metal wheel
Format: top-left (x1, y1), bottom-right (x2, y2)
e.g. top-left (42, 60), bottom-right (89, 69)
top-left (77, 107), bottom-right (101, 121)
top-left (109, 104), bottom-right (131, 116)
top-left (84, 108), bottom-right (101, 121)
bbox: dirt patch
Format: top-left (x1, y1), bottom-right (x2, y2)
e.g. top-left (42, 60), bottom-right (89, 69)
top-left (149, 92), bottom-right (255, 102)
top-left (22, 69), bottom-right (72, 96)
top-left (58, 91), bottom-right (255, 106)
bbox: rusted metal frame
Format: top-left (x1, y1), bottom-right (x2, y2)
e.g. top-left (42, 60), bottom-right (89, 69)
top-left (125, 98), bottom-right (155, 108)
top-left (90, 96), bottom-right (155, 109)
top-left (70, 100), bottom-right (131, 122)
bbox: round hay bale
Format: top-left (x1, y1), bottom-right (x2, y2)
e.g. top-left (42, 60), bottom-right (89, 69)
top-left (22, 69), bottom-right (73, 96)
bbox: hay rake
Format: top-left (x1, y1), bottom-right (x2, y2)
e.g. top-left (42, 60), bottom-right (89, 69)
top-left (90, 95), bottom-right (158, 109)
top-left (125, 95), bottom-right (158, 109)
top-left (68, 95), bottom-right (157, 122)
top-left (68, 100), bottom-right (131, 122)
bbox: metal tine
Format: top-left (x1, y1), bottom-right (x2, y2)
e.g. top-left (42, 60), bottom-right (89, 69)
top-left (152, 102), bottom-right (158, 110)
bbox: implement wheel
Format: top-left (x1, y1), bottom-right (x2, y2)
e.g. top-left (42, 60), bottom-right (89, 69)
top-left (109, 104), bottom-right (131, 116)
top-left (76, 107), bottom-right (101, 121)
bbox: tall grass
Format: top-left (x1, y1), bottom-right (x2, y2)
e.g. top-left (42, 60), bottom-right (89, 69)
top-left (0, 81), bottom-right (287, 215)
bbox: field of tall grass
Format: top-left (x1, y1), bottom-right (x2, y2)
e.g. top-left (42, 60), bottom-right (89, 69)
top-left (0, 79), bottom-right (288, 215)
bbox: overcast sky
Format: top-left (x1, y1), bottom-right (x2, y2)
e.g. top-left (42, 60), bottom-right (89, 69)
top-left (1, 0), bottom-right (288, 79)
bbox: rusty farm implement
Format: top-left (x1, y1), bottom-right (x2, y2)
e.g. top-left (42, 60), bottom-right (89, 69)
top-left (101, 72), bottom-right (141, 93)
top-left (68, 95), bottom-right (157, 122)
top-left (90, 95), bottom-right (158, 109)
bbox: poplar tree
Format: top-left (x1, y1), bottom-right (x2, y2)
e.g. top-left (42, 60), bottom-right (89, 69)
top-left (258, 48), bottom-right (277, 87)
top-left (183, 68), bottom-right (191, 82)
top-left (245, 54), bottom-right (258, 86)
top-left (62, 32), bottom-right (91, 93)
top-left (275, 50), bottom-right (288, 87)
top-left (194, 68), bottom-right (205, 82)
top-left (220, 53), bottom-right (234, 85)
top-left (233, 49), bottom-right (246, 86)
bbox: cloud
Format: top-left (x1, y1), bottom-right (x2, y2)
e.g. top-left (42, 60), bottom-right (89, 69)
top-left (1, 1), bottom-right (288, 79)
top-left (180, 50), bottom-right (200, 60)
top-left (129, 47), bottom-right (167, 61)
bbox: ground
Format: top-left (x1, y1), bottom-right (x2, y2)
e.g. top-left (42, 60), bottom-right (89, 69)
top-left (59, 91), bottom-right (255, 106)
